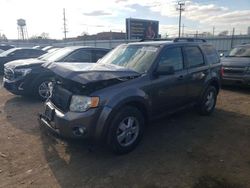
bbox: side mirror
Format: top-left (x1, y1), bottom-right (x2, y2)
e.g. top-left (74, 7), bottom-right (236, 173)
top-left (155, 65), bottom-right (175, 76)
top-left (220, 53), bottom-right (224, 57)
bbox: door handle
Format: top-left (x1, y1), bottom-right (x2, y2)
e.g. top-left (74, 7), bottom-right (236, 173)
top-left (192, 72), bottom-right (205, 80)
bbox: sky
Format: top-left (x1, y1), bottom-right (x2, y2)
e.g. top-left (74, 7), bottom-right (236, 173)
top-left (0, 0), bottom-right (249, 39)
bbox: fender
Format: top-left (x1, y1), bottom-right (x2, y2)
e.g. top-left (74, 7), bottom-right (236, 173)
top-left (94, 87), bottom-right (150, 141)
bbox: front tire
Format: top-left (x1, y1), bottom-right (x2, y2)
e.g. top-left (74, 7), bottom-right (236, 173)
top-left (198, 86), bottom-right (217, 115)
top-left (33, 77), bottom-right (53, 101)
top-left (107, 106), bottom-right (145, 154)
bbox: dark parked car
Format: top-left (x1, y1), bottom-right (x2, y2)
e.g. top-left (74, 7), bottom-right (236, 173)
top-left (39, 39), bottom-right (222, 154)
top-left (0, 48), bottom-right (45, 73)
top-left (221, 44), bottom-right (250, 86)
top-left (0, 44), bottom-right (15, 51)
top-left (3, 46), bottom-right (109, 100)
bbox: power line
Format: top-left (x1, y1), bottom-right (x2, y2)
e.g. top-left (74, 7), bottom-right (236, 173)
top-left (176, 1), bottom-right (185, 38)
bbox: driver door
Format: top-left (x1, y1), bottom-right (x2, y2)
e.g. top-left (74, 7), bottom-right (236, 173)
top-left (150, 46), bottom-right (189, 116)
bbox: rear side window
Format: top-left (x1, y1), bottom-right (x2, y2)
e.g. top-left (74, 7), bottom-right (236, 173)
top-left (184, 46), bottom-right (204, 68)
top-left (158, 47), bottom-right (183, 71)
top-left (202, 45), bottom-right (220, 64)
top-left (29, 50), bottom-right (45, 57)
top-left (63, 49), bottom-right (92, 62)
top-left (93, 50), bottom-right (108, 62)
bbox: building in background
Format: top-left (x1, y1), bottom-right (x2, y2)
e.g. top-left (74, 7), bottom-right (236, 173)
top-left (75, 31), bottom-right (126, 41)
top-left (126, 18), bottom-right (159, 40)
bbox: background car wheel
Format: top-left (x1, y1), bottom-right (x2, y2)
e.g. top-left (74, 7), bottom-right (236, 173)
top-left (33, 77), bottom-right (53, 101)
top-left (198, 86), bottom-right (217, 115)
top-left (107, 106), bottom-right (145, 154)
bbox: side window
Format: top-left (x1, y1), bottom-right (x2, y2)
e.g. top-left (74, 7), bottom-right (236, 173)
top-left (93, 50), bottom-right (108, 62)
top-left (10, 50), bottom-right (26, 58)
top-left (184, 46), bottom-right (204, 68)
top-left (63, 49), bottom-right (92, 62)
top-left (30, 50), bottom-right (45, 57)
top-left (202, 45), bottom-right (220, 64)
top-left (158, 47), bottom-right (183, 71)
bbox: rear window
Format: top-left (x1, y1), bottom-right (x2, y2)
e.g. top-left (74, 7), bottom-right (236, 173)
top-left (202, 45), bottom-right (220, 64)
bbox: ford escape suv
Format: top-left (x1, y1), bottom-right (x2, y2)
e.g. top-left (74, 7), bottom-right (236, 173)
top-left (39, 39), bottom-right (221, 154)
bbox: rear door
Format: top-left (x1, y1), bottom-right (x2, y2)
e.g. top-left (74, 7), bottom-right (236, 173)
top-left (184, 45), bottom-right (209, 101)
top-left (150, 46), bottom-right (189, 115)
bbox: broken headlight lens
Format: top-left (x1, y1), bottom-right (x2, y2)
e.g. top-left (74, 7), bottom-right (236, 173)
top-left (69, 95), bottom-right (99, 112)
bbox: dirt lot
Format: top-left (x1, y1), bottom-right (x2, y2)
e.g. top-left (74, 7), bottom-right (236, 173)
top-left (0, 77), bottom-right (250, 188)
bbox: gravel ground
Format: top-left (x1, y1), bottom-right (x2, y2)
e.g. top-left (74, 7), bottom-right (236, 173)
top-left (0, 77), bottom-right (250, 188)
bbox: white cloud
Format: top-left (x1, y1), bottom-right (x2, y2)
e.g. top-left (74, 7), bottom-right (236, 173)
top-left (0, 0), bottom-right (249, 39)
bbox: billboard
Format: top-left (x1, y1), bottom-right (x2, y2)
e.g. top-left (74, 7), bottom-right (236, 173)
top-left (126, 18), bottom-right (159, 40)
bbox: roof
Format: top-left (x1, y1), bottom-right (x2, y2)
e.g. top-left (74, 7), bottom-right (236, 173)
top-left (127, 38), bottom-right (208, 46)
top-left (127, 40), bottom-right (173, 46)
top-left (62, 46), bottom-right (110, 50)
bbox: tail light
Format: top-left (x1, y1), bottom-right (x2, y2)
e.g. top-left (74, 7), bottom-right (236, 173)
top-left (220, 67), bottom-right (224, 77)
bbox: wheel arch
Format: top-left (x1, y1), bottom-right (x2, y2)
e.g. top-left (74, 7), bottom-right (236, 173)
top-left (96, 97), bottom-right (149, 142)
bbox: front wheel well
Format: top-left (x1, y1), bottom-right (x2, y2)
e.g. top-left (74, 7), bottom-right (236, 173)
top-left (124, 101), bottom-right (149, 124)
top-left (101, 101), bottom-right (149, 141)
top-left (209, 80), bottom-right (220, 94)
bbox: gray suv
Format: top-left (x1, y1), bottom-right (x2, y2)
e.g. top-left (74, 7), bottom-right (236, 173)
top-left (221, 44), bottom-right (250, 85)
top-left (39, 39), bottom-right (222, 154)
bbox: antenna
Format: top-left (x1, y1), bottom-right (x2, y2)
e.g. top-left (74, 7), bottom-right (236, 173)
top-left (176, 1), bottom-right (185, 38)
top-left (63, 8), bottom-right (68, 39)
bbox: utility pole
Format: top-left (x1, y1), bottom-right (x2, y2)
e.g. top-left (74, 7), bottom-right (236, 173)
top-left (231, 27), bottom-right (235, 48)
top-left (176, 1), bottom-right (185, 38)
top-left (182, 24), bottom-right (184, 37)
top-left (213, 26), bottom-right (215, 36)
top-left (63, 8), bottom-right (68, 40)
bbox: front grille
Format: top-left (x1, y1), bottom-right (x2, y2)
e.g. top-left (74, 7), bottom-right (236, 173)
top-left (50, 85), bottom-right (72, 112)
top-left (4, 68), bottom-right (15, 81)
top-left (223, 66), bottom-right (246, 75)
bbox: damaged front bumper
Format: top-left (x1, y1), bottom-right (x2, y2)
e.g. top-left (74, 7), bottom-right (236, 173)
top-left (39, 101), bottom-right (112, 140)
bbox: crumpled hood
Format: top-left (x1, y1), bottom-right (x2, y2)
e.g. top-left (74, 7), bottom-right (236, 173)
top-left (44, 62), bottom-right (141, 84)
top-left (4, 58), bottom-right (46, 69)
top-left (221, 57), bottom-right (250, 67)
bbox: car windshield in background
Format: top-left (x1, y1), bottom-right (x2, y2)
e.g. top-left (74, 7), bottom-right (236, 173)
top-left (228, 46), bottom-right (250, 57)
top-left (0, 48), bottom-right (17, 57)
top-left (39, 48), bottom-right (74, 62)
top-left (98, 44), bottom-right (159, 73)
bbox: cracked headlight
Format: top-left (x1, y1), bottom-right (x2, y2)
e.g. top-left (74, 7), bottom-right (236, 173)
top-left (14, 68), bottom-right (32, 77)
top-left (69, 95), bottom-right (99, 112)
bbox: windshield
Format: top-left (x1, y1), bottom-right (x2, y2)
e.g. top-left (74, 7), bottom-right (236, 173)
top-left (98, 44), bottom-right (159, 73)
top-left (0, 48), bottom-right (17, 56)
top-left (39, 47), bottom-right (74, 62)
top-left (228, 46), bottom-right (250, 57)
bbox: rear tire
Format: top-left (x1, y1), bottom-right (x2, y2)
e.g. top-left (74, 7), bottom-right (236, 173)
top-left (198, 86), bottom-right (217, 115)
top-left (107, 106), bottom-right (145, 155)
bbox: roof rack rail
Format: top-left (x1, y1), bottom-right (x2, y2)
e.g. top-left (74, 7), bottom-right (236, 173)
top-left (241, 42), bottom-right (250, 45)
top-left (173, 37), bottom-right (207, 43)
top-left (139, 38), bottom-right (172, 42)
